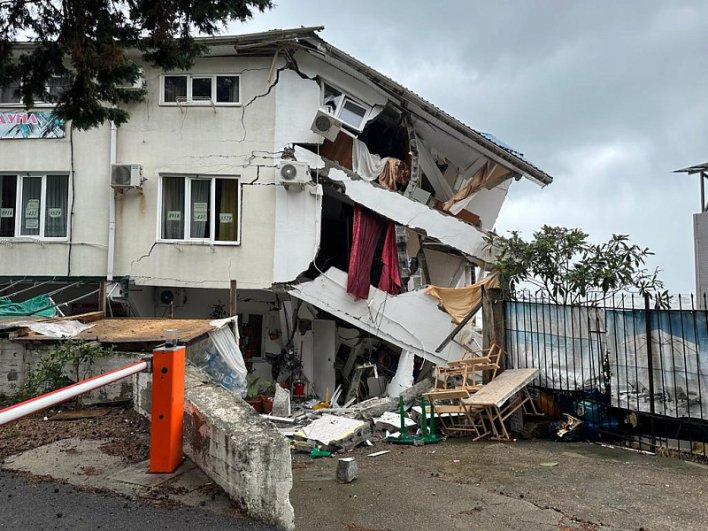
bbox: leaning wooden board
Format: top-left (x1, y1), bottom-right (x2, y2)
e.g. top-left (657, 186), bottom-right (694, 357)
top-left (462, 369), bottom-right (540, 408)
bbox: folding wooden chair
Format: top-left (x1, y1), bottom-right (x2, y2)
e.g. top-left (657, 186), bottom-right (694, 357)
top-left (434, 343), bottom-right (503, 391)
top-left (424, 388), bottom-right (491, 440)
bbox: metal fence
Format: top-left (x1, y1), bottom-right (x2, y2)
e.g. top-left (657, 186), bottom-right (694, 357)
top-left (504, 291), bottom-right (708, 457)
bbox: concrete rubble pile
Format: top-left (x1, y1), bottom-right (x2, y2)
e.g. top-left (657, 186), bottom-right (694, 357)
top-left (259, 377), bottom-right (435, 453)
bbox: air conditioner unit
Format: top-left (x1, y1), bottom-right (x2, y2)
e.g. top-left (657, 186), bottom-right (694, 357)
top-left (277, 161), bottom-right (310, 188)
top-left (310, 107), bottom-right (343, 142)
top-left (155, 287), bottom-right (187, 308)
top-left (111, 164), bottom-right (143, 188)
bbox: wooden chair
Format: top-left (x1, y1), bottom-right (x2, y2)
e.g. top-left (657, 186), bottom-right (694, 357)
top-left (423, 388), bottom-right (491, 440)
top-left (433, 343), bottom-right (503, 391)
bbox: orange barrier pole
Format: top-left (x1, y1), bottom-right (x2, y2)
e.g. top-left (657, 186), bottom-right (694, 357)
top-left (149, 345), bottom-right (185, 473)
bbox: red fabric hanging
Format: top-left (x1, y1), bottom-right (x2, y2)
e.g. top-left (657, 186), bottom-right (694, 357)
top-left (378, 221), bottom-right (401, 295)
top-left (347, 206), bottom-right (384, 300)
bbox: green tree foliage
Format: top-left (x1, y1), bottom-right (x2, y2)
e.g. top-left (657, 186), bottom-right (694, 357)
top-left (0, 0), bottom-right (272, 129)
top-left (484, 225), bottom-right (669, 306)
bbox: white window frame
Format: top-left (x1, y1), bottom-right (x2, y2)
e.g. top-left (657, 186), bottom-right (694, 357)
top-left (0, 75), bottom-right (72, 108)
top-left (157, 174), bottom-right (241, 245)
top-left (159, 74), bottom-right (242, 106)
top-left (320, 81), bottom-right (371, 131)
top-left (0, 173), bottom-right (71, 241)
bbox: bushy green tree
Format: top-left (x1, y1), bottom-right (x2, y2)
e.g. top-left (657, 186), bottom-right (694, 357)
top-left (0, 0), bottom-right (272, 129)
top-left (484, 225), bottom-right (669, 306)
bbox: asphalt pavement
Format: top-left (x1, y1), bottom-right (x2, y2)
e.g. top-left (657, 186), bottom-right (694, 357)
top-left (0, 470), bottom-right (276, 531)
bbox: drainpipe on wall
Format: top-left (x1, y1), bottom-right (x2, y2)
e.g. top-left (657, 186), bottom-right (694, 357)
top-left (107, 121), bottom-right (117, 281)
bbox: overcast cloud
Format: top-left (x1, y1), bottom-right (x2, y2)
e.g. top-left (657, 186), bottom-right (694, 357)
top-left (236, 1), bottom-right (708, 293)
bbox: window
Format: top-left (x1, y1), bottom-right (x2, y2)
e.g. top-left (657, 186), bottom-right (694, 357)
top-left (0, 174), bottom-right (69, 238)
top-left (160, 175), bottom-right (240, 243)
top-left (0, 80), bottom-right (21, 105)
top-left (0, 75), bottom-right (72, 106)
top-left (322, 82), bottom-right (370, 130)
top-left (161, 74), bottom-right (240, 105)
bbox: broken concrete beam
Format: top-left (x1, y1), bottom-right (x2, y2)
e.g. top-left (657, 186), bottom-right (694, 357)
top-left (356, 378), bottom-right (434, 421)
top-left (400, 377), bottom-right (434, 404)
top-left (336, 458), bottom-right (358, 483)
top-left (133, 368), bottom-right (294, 530)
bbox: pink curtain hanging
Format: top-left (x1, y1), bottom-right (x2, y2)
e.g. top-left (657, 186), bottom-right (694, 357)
top-left (377, 221), bottom-right (401, 295)
top-left (347, 206), bottom-right (384, 300)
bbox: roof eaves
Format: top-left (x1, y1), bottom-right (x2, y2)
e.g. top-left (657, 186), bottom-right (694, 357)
top-left (302, 34), bottom-right (554, 186)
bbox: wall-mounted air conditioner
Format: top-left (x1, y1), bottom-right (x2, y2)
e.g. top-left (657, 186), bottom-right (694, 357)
top-left (310, 107), bottom-right (343, 142)
top-left (111, 164), bottom-right (143, 188)
top-left (277, 161), bottom-right (310, 188)
top-left (155, 287), bottom-right (187, 308)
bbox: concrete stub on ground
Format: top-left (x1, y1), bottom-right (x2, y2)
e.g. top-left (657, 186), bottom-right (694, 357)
top-left (133, 366), bottom-right (295, 530)
top-left (336, 458), bottom-right (358, 483)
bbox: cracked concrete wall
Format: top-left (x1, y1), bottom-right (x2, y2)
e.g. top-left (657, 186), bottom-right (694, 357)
top-left (133, 366), bottom-right (294, 530)
top-left (116, 56), bottom-right (279, 289)
top-left (0, 124), bottom-right (111, 277)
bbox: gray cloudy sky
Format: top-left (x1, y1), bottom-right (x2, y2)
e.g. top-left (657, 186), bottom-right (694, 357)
top-left (236, 1), bottom-right (707, 294)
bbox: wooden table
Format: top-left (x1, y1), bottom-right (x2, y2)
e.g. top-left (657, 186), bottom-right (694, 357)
top-left (462, 368), bottom-right (540, 439)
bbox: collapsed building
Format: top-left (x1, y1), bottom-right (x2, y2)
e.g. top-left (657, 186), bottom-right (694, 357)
top-left (0, 26), bottom-right (553, 406)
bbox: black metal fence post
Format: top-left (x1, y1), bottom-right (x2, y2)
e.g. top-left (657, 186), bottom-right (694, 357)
top-left (644, 293), bottom-right (656, 451)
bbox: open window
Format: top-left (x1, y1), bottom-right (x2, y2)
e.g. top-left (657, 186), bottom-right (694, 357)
top-left (321, 82), bottom-right (370, 131)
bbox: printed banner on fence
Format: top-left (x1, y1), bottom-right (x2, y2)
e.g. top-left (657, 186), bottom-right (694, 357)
top-left (0, 111), bottom-right (65, 139)
top-left (505, 302), bottom-right (606, 391)
top-left (607, 309), bottom-right (708, 419)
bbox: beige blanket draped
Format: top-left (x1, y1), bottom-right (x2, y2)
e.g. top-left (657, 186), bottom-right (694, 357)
top-left (425, 272), bottom-right (500, 323)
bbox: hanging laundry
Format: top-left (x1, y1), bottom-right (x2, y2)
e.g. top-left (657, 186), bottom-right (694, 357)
top-left (347, 206), bottom-right (385, 299)
top-left (425, 272), bottom-right (499, 323)
top-left (377, 221), bottom-right (401, 295)
top-left (378, 158), bottom-right (410, 192)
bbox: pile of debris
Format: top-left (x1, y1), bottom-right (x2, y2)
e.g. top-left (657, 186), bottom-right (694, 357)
top-left (260, 377), bottom-right (437, 455)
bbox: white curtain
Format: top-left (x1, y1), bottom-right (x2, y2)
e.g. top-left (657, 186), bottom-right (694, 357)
top-left (190, 179), bottom-right (210, 238)
top-left (20, 176), bottom-right (41, 236)
top-left (352, 139), bottom-right (388, 181)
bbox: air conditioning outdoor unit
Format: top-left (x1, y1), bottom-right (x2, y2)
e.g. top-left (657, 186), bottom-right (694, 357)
top-left (277, 161), bottom-right (310, 188)
top-left (310, 107), bottom-right (343, 142)
top-left (155, 287), bottom-right (187, 308)
top-left (111, 164), bottom-right (143, 188)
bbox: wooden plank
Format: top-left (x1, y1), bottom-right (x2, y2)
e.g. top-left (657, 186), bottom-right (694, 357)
top-left (425, 389), bottom-right (470, 400)
top-left (462, 369), bottom-right (539, 408)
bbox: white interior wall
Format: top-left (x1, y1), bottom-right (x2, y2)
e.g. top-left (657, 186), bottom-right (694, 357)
top-left (312, 319), bottom-right (336, 401)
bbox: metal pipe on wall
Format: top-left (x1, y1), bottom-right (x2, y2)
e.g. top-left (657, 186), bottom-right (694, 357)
top-left (107, 121), bottom-right (117, 281)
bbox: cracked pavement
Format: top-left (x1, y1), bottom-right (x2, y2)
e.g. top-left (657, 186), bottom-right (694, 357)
top-left (290, 439), bottom-right (708, 530)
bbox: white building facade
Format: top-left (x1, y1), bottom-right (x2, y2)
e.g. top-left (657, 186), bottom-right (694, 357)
top-left (0, 27), bottom-right (553, 397)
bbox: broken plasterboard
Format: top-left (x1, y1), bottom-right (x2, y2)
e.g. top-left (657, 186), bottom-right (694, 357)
top-left (374, 411), bottom-right (416, 431)
top-left (295, 414), bottom-right (370, 449)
